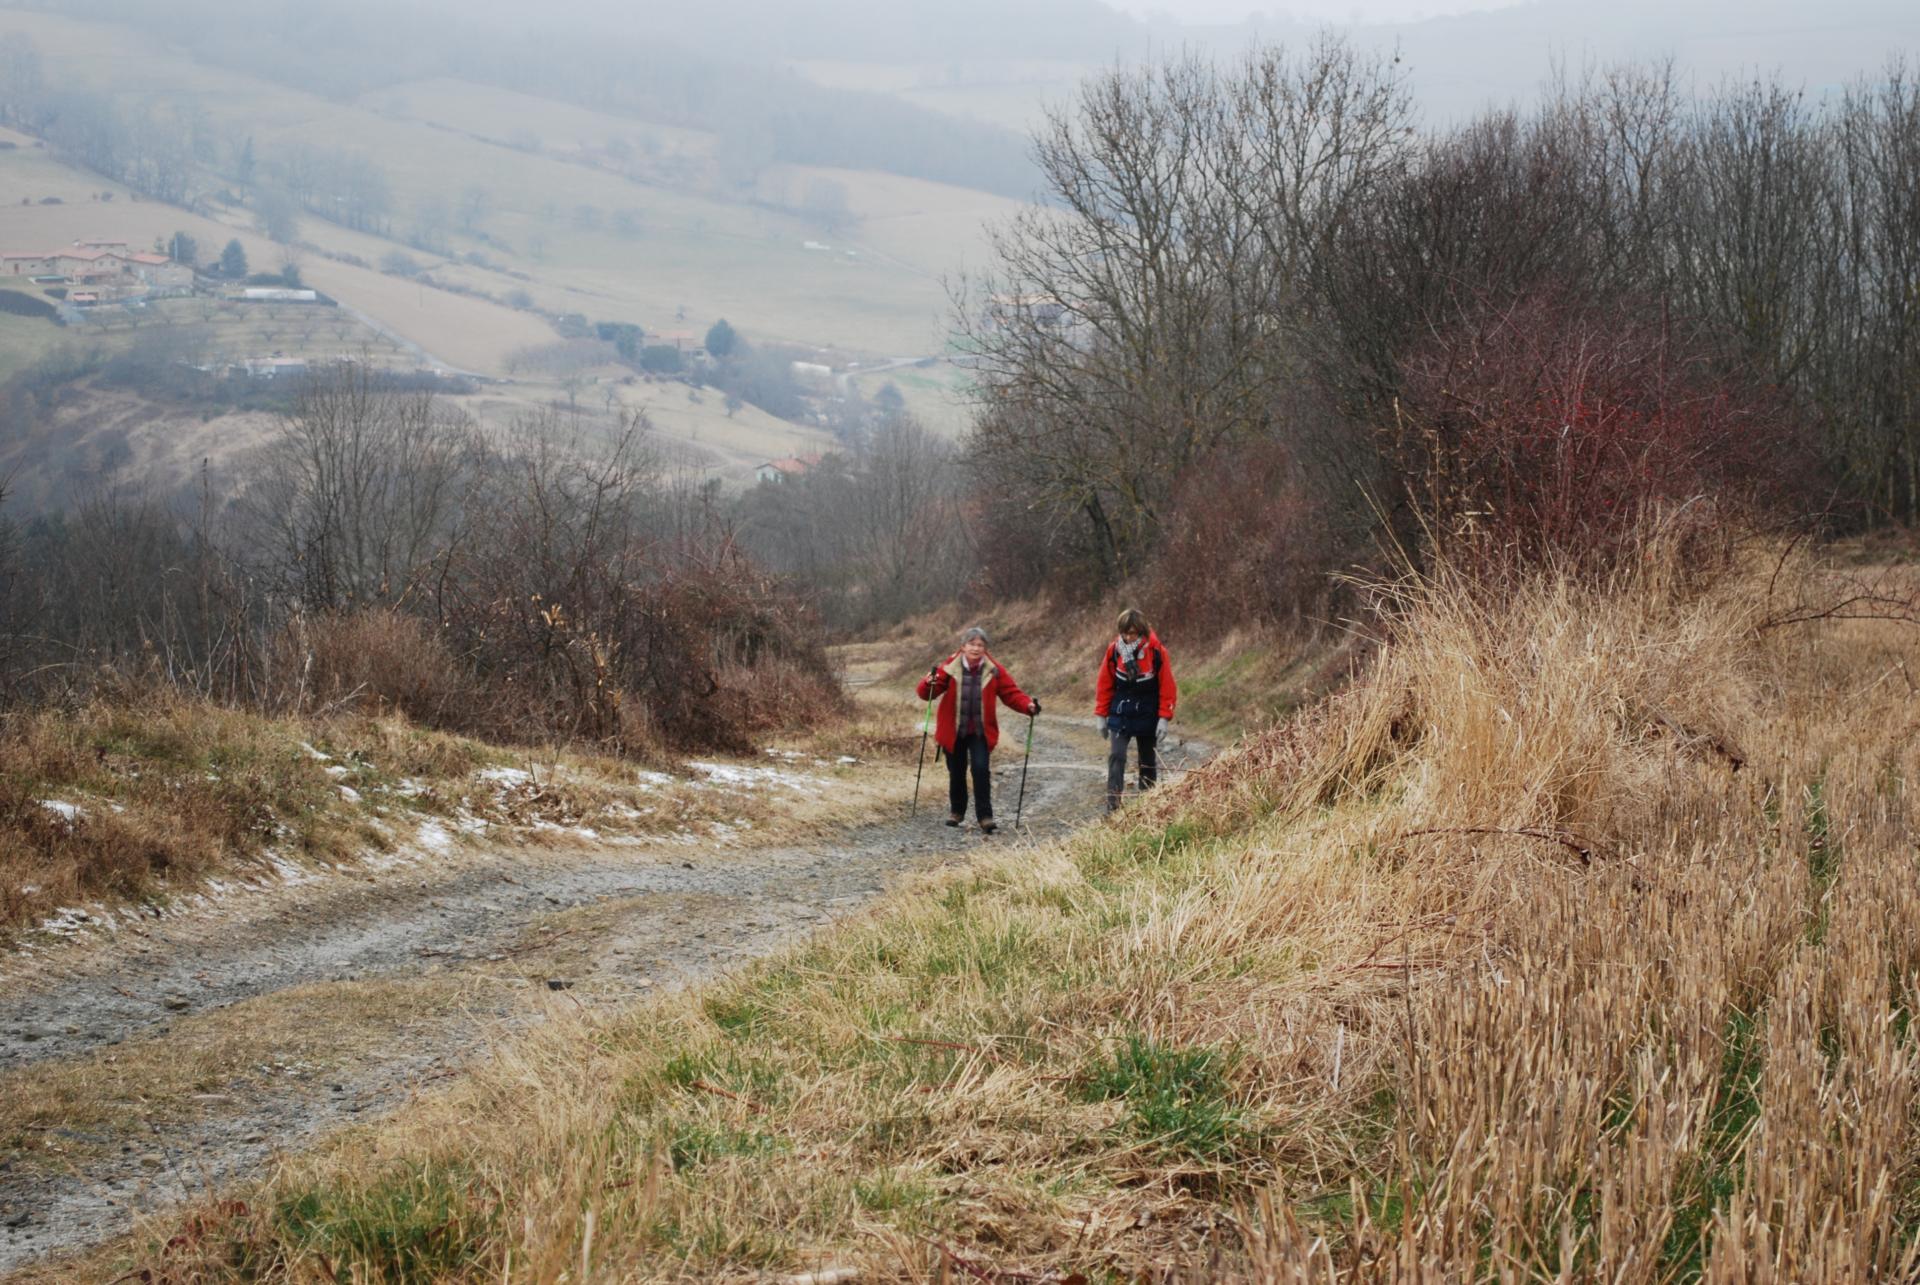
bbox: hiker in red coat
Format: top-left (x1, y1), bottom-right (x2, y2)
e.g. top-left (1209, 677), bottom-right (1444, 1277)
top-left (916, 626), bottom-right (1039, 834)
top-left (1094, 608), bottom-right (1177, 811)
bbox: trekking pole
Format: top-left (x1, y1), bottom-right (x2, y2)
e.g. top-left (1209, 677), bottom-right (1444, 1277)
top-left (910, 690), bottom-right (935, 816)
top-left (1014, 710), bottom-right (1036, 829)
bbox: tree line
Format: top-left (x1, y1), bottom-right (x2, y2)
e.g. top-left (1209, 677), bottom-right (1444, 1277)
top-left (947, 42), bottom-right (1920, 625)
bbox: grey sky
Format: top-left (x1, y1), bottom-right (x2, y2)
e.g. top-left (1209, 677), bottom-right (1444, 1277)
top-left (1114, 0), bottom-right (1528, 23)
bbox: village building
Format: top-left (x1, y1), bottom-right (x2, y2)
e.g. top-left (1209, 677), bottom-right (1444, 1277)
top-left (3, 241), bottom-right (193, 290)
top-left (755, 453), bottom-right (824, 484)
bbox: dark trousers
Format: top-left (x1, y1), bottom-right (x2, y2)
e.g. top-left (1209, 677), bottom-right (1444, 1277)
top-left (947, 733), bottom-right (993, 821)
top-left (1107, 728), bottom-right (1158, 807)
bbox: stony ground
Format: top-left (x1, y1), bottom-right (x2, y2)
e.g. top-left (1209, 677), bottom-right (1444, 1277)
top-left (0, 716), bottom-right (1206, 1274)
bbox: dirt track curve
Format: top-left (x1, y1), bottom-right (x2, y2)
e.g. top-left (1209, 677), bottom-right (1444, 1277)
top-left (0, 720), bottom-right (1206, 1273)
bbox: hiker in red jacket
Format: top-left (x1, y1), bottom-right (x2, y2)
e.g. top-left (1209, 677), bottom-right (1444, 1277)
top-left (1095, 608), bottom-right (1177, 811)
top-left (916, 627), bottom-right (1039, 834)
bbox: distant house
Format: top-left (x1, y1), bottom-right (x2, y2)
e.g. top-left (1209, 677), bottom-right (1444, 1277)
top-left (124, 253), bottom-right (193, 288)
top-left (6, 243), bottom-right (194, 290)
top-left (755, 453), bottom-right (824, 484)
top-left (232, 356), bottom-right (310, 380)
top-left (238, 287), bottom-right (320, 303)
top-left (653, 329), bottom-right (706, 356)
top-left (790, 360), bottom-right (834, 390)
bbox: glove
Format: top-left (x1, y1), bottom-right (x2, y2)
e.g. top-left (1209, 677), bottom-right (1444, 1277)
top-left (1157, 717), bottom-right (1170, 738)
top-left (1092, 716), bottom-right (1108, 738)
top-left (1029, 699), bottom-right (1042, 716)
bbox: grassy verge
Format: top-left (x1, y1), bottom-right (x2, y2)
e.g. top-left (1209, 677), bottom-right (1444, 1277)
top-left (63, 538), bottom-right (1920, 1281)
top-left (0, 688), bottom-right (909, 946)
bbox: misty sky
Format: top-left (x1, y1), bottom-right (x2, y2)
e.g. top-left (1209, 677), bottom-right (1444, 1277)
top-left (1116, 0), bottom-right (1527, 22)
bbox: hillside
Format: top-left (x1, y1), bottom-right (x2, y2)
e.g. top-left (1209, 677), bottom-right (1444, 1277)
top-left (16, 537), bottom-right (1917, 1280)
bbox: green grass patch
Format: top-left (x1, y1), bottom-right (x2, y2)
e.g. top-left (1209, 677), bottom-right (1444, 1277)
top-left (1078, 818), bottom-right (1211, 883)
top-left (273, 1164), bottom-right (495, 1280)
top-left (668, 1122), bottom-right (785, 1171)
top-left (1660, 1008), bottom-right (1765, 1276)
top-left (854, 1169), bottom-right (937, 1212)
top-left (1078, 1034), bottom-right (1254, 1163)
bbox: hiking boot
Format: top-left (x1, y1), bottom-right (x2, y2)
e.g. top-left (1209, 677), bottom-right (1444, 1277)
top-left (944, 814), bottom-right (962, 827)
top-left (979, 818), bottom-right (997, 836)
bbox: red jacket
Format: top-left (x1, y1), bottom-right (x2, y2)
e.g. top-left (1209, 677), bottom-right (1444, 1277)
top-left (916, 650), bottom-right (1036, 752)
top-left (1094, 631), bottom-right (1177, 721)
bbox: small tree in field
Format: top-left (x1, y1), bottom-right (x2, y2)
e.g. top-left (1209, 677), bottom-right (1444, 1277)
top-left (219, 238), bottom-right (248, 279)
top-left (704, 318), bottom-right (739, 359)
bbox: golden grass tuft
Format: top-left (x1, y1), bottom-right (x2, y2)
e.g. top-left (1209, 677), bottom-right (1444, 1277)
top-left (98, 534), bottom-right (1920, 1282)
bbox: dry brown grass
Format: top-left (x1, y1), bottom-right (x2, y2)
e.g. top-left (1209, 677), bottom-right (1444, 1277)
top-left (86, 534), bottom-right (1920, 1282)
top-left (0, 686), bottom-right (901, 943)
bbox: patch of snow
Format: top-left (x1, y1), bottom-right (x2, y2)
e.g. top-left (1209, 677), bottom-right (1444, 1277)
top-left (337, 785), bottom-right (362, 804)
top-left (478, 766), bottom-right (533, 788)
top-left (688, 761), bottom-right (823, 792)
top-left (39, 799), bottom-right (84, 823)
top-left (634, 770), bottom-right (674, 788)
top-left (299, 742), bottom-right (332, 762)
top-left (266, 853), bottom-right (321, 887)
top-left (837, 756), bottom-right (859, 765)
top-left (416, 819), bottom-right (453, 852)
top-left (37, 906), bottom-right (94, 937)
top-left (324, 764), bottom-right (350, 778)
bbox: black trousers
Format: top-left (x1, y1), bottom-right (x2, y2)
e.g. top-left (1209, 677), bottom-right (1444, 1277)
top-left (1107, 727), bottom-right (1158, 806)
top-left (947, 733), bottom-right (993, 821)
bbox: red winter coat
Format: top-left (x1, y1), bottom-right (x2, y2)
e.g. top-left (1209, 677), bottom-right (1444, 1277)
top-left (915, 650), bottom-right (1036, 753)
top-left (1094, 631), bottom-right (1178, 729)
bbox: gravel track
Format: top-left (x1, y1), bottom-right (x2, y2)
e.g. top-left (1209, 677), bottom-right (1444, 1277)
top-left (0, 722), bottom-right (1202, 1273)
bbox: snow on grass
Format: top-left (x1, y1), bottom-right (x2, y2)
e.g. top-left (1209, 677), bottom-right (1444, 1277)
top-left (36, 905), bottom-right (96, 937)
top-left (478, 766), bottom-right (533, 788)
top-left (38, 799), bottom-right (84, 823)
top-left (417, 819), bottom-right (455, 853)
top-left (688, 761), bottom-right (825, 793)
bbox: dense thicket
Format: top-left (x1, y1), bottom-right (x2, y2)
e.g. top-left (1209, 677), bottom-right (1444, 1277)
top-left (959, 45), bottom-right (1920, 625)
top-left (0, 365), bottom-right (836, 755)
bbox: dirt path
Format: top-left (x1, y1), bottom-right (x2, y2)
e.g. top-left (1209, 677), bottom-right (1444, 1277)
top-left (0, 720), bottom-right (1206, 1273)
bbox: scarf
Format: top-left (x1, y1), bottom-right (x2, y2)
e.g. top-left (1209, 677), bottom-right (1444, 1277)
top-left (1115, 637), bottom-right (1146, 682)
top-left (958, 659), bottom-right (986, 737)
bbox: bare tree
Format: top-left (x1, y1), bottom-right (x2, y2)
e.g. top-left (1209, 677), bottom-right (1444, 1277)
top-left (248, 362), bottom-right (481, 611)
top-left (962, 39), bottom-right (1411, 585)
